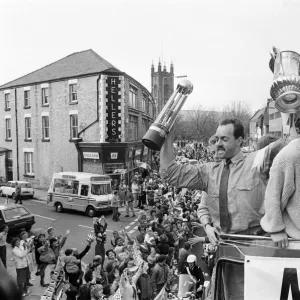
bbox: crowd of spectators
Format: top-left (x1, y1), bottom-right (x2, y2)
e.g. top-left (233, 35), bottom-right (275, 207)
top-left (2, 143), bottom-right (215, 300)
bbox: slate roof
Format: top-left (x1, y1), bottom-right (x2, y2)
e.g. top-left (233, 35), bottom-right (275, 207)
top-left (0, 49), bottom-right (120, 89)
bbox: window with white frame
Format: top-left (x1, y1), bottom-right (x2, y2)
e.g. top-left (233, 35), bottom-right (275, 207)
top-left (128, 115), bottom-right (138, 141)
top-left (5, 118), bottom-right (11, 140)
top-left (69, 84), bottom-right (77, 102)
top-left (25, 117), bottom-right (31, 140)
top-left (42, 88), bottom-right (49, 105)
top-left (24, 152), bottom-right (34, 175)
top-left (129, 85), bottom-right (137, 108)
top-left (5, 94), bottom-right (10, 110)
top-left (42, 116), bottom-right (50, 139)
top-left (24, 90), bottom-right (30, 107)
top-left (70, 114), bottom-right (78, 139)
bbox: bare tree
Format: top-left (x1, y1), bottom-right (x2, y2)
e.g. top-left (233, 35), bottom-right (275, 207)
top-left (173, 112), bottom-right (195, 140)
top-left (189, 106), bottom-right (220, 142)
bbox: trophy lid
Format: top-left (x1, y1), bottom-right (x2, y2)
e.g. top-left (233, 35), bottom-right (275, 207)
top-left (177, 79), bottom-right (193, 95)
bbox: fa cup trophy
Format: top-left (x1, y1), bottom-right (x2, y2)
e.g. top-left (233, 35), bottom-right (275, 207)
top-left (270, 47), bottom-right (300, 113)
top-left (142, 79), bottom-right (193, 151)
top-left (270, 47), bottom-right (300, 138)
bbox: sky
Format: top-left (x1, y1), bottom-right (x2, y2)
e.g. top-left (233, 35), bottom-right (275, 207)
top-left (1, 0), bottom-right (300, 114)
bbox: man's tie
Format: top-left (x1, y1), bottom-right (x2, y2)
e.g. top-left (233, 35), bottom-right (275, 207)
top-left (219, 159), bottom-right (231, 232)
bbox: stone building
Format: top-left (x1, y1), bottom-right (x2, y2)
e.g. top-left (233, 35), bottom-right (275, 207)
top-left (0, 49), bottom-right (155, 188)
top-left (151, 61), bottom-right (175, 113)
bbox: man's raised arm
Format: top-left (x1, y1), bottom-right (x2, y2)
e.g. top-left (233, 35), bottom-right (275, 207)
top-left (159, 130), bottom-right (175, 172)
top-left (159, 131), bottom-right (208, 191)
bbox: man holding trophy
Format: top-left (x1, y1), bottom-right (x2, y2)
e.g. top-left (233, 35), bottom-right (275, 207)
top-left (142, 47), bottom-right (300, 299)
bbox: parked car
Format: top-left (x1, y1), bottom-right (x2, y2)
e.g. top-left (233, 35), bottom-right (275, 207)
top-left (0, 181), bottom-right (34, 200)
top-left (0, 176), bottom-right (7, 187)
top-left (0, 203), bottom-right (35, 233)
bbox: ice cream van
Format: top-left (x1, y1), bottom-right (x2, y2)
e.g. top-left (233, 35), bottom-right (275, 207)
top-left (47, 172), bottom-right (112, 217)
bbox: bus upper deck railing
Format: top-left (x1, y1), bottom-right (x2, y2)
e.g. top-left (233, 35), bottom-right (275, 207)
top-left (216, 233), bottom-right (300, 261)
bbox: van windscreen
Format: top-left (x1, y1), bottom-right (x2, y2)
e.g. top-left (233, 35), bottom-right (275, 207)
top-left (91, 184), bottom-right (111, 196)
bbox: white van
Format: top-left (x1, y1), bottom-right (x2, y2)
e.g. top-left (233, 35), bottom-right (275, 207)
top-left (47, 172), bottom-right (112, 217)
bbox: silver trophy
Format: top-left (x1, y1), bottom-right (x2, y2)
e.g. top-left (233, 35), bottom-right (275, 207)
top-left (142, 79), bottom-right (193, 151)
top-left (270, 48), bottom-right (300, 113)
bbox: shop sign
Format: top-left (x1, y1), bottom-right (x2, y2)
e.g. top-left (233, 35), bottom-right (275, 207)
top-left (135, 149), bottom-right (141, 156)
top-left (83, 152), bottom-right (100, 159)
top-left (106, 76), bottom-right (121, 142)
top-left (111, 152), bottom-right (118, 159)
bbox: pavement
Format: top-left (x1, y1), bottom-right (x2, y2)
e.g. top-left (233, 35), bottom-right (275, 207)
top-left (3, 188), bottom-right (141, 300)
top-left (33, 188), bottom-right (48, 202)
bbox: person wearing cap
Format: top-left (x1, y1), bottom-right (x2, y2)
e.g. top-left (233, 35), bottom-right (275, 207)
top-left (182, 254), bottom-right (204, 298)
top-left (150, 254), bottom-right (171, 296)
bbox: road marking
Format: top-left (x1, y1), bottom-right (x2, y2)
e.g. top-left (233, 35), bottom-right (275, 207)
top-left (34, 214), bottom-right (56, 221)
top-left (133, 226), bottom-right (138, 230)
top-left (129, 222), bottom-right (135, 226)
top-left (78, 225), bottom-right (112, 232)
top-left (128, 230), bottom-right (135, 235)
top-left (78, 225), bottom-right (93, 229)
top-left (125, 226), bottom-right (131, 230)
top-left (134, 219), bottom-right (138, 222)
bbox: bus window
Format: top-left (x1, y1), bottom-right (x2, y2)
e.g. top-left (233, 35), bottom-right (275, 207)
top-left (81, 185), bottom-right (89, 196)
top-left (91, 184), bottom-right (111, 196)
top-left (53, 179), bottom-right (79, 195)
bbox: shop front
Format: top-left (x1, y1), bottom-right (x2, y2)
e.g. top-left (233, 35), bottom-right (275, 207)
top-left (77, 141), bottom-right (150, 184)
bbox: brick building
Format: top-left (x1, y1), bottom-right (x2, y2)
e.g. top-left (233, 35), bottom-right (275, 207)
top-left (0, 50), bottom-right (155, 188)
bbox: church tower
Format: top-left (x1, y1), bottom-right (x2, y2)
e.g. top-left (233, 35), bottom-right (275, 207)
top-left (151, 60), bottom-right (174, 114)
